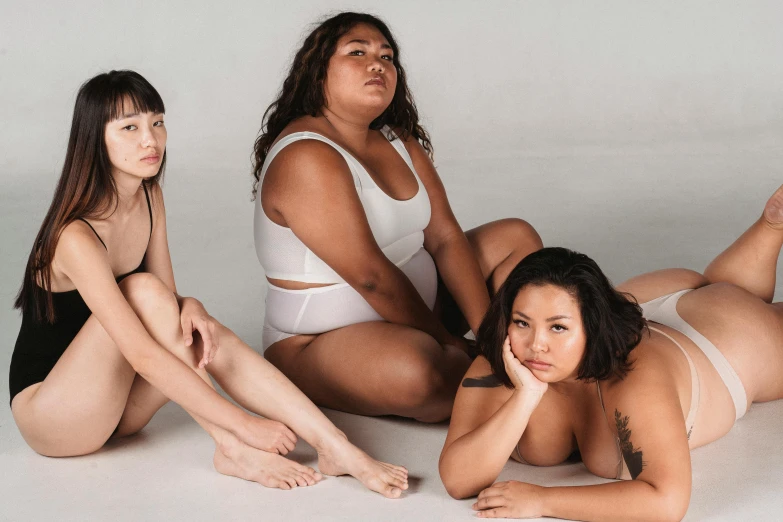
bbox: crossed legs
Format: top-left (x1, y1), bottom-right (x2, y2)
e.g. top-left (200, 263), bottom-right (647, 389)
top-left (264, 218), bottom-right (543, 422)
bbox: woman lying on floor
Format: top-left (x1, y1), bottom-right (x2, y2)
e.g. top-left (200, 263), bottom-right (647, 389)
top-left (253, 12), bottom-right (542, 422)
top-left (440, 186), bottom-right (783, 520)
top-left (9, 70), bottom-right (408, 498)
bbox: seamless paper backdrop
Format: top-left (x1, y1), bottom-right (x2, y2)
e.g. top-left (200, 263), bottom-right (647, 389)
top-left (1, 3), bottom-right (783, 521)
top-left (1, 0), bottom-right (781, 369)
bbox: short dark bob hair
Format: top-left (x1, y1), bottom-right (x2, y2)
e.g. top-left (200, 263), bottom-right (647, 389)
top-left (477, 247), bottom-right (647, 386)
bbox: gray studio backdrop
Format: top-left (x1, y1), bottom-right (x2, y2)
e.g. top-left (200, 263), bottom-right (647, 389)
top-left (1, 0), bottom-right (782, 372)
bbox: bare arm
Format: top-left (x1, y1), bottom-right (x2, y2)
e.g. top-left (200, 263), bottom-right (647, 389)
top-left (440, 341), bottom-right (553, 499)
top-left (405, 138), bottom-right (490, 334)
top-left (474, 354), bottom-right (692, 521)
top-left (52, 221), bottom-right (252, 440)
top-left (143, 184), bottom-right (218, 367)
top-left (264, 140), bottom-right (456, 345)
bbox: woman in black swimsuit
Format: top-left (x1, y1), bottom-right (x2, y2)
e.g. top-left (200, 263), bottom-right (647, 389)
top-left (8, 70), bottom-right (408, 498)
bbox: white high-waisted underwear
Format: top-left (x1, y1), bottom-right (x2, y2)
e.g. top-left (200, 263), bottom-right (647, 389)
top-left (262, 247), bottom-right (437, 350)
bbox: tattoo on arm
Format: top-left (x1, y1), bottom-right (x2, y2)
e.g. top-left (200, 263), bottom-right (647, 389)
top-left (614, 409), bottom-right (645, 479)
top-left (462, 374), bottom-right (502, 388)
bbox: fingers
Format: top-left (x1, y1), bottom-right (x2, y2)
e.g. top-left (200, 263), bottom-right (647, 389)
top-left (197, 320), bottom-right (214, 368)
top-left (472, 494), bottom-right (505, 510)
top-left (476, 507), bottom-right (512, 518)
top-left (477, 483), bottom-right (505, 500)
top-left (181, 316), bottom-right (194, 347)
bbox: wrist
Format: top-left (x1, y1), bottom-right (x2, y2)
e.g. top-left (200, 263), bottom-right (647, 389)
top-left (511, 388), bottom-right (544, 410)
top-left (537, 485), bottom-right (554, 518)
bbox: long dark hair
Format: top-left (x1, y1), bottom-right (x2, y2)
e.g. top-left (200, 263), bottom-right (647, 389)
top-left (15, 70), bottom-right (166, 323)
top-left (251, 11), bottom-right (433, 197)
top-left (477, 247), bottom-right (647, 387)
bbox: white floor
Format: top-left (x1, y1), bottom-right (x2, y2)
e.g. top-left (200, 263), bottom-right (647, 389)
top-left (2, 149), bottom-right (783, 521)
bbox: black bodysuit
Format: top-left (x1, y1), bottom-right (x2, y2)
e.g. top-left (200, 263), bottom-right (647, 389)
top-left (9, 184), bottom-right (152, 406)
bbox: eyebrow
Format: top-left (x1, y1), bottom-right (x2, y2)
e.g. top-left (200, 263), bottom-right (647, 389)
top-left (116, 111), bottom-right (164, 120)
top-left (513, 311), bottom-right (572, 322)
top-left (345, 38), bottom-right (392, 50)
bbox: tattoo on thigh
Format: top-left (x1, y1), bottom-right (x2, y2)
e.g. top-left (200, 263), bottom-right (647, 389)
top-left (462, 374), bottom-right (502, 388)
top-left (615, 409), bottom-right (645, 479)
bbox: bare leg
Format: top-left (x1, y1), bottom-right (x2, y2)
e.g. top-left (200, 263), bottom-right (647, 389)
top-left (110, 276), bottom-right (320, 490)
top-left (265, 322), bottom-right (470, 423)
top-left (263, 218), bottom-right (540, 422)
top-left (437, 218), bottom-right (543, 336)
top-left (704, 185), bottom-right (783, 302)
top-left (11, 273), bottom-right (318, 490)
top-left (205, 328), bottom-right (409, 498)
top-left (109, 282), bottom-right (408, 497)
top-left (465, 218), bottom-right (543, 294)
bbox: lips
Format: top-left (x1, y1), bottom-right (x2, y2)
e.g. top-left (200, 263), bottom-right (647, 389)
top-left (365, 77), bottom-right (385, 87)
top-left (524, 359), bottom-right (552, 371)
top-left (141, 154), bottom-right (160, 164)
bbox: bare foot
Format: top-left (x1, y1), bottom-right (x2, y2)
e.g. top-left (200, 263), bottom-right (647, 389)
top-left (214, 439), bottom-right (323, 490)
top-left (763, 185), bottom-right (783, 229)
top-left (316, 434), bottom-right (409, 499)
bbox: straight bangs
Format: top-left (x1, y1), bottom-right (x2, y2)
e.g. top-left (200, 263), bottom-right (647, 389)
top-left (102, 72), bottom-right (167, 187)
top-left (105, 80), bottom-right (165, 123)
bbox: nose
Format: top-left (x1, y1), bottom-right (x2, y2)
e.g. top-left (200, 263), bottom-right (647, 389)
top-left (530, 328), bottom-right (548, 354)
top-left (368, 56), bottom-right (385, 73)
top-left (141, 125), bottom-right (158, 148)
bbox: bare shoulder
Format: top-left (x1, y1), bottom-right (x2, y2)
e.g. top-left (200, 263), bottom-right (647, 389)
top-left (459, 356), bottom-right (512, 396)
top-left (264, 138), bottom-right (352, 189)
top-left (600, 339), bottom-right (678, 408)
top-left (51, 220), bottom-right (109, 281)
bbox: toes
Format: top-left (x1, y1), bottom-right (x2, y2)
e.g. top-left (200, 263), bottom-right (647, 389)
top-left (386, 473), bottom-right (409, 490)
top-left (383, 485), bottom-right (402, 499)
top-left (293, 473), bottom-right (310, 488)
top-left (380, 463), bottom-right (408, 482)
top-left (382, 462), bottom-right (409, 475)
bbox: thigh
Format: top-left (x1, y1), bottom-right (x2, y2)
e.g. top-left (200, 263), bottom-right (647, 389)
top-left (264, 321), bottom-right (471, 420)
top-left (464, 218), bottom-right (542, 292)
top-left (11, 315), bottom-right (136, 457)
top-left (682, 284), bottom-right (783, 404)
top-left (616, 268), bottom-right (710, 304)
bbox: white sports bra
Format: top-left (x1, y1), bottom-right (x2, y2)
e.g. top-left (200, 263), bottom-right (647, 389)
top-left (254, 126), bottom-right (432, 284)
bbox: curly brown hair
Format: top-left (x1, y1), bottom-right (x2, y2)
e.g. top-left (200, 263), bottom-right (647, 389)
top-left (251, 12), bottom-right (433, 198)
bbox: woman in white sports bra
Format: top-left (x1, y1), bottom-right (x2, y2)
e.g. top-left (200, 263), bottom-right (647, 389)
top-left (440, 185), bottom-right (783, 520)
top-left (252, 12), bottom-right (542, 422)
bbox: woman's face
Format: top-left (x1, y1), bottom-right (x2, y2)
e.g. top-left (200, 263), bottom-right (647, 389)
top-left (104, 106), bottom-right (166, 180)
top-left (507, 284), bottom-right (587, 383)
top-left (324, 23), bottom-right (398, 118)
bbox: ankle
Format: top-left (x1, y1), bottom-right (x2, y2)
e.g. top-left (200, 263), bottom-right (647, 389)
top-left (215, 431), bottom-right (242, 458)
top-left (313, 428), bottom-right (349, 454)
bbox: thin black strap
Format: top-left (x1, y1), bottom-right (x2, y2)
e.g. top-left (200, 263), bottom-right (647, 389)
top-left (77, 218), bottom-right (108, 250)
top-left (142, 183), bottom-right (153, 239)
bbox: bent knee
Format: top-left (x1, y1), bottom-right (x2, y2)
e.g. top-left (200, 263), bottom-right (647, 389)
top-left (499, 217), bottom-right (543, 251)
top-left (390, 345), bottom-right (461, 419)
top-left (119, 273), bottom-right (178, 316)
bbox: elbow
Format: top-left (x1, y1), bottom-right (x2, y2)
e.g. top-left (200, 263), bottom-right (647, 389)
top-left (658, 496), bottom-right (688, 522)
top-left (444, 483), bottom-right (476, 501)
top-left (439, 458), bottom-right (483, 500)
top-left (345, 268), bottom-right (387, 297)
top-left (440, 473), bottom-right (474, 500)
top-left (651, 487), bottom-right (689, 522)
